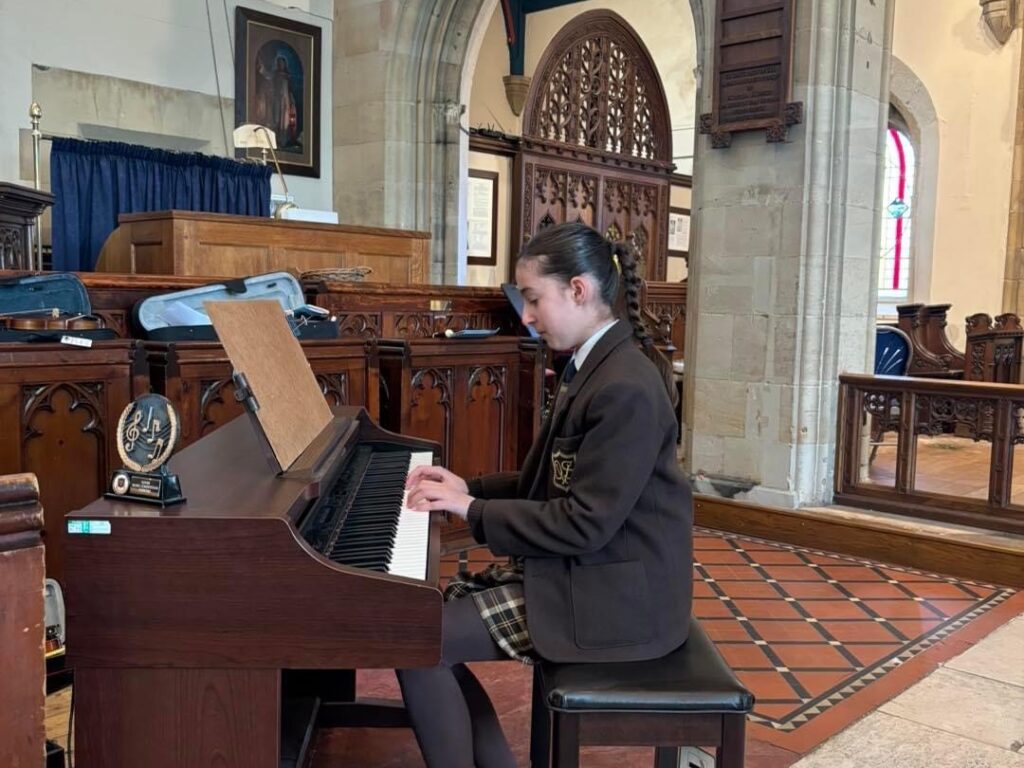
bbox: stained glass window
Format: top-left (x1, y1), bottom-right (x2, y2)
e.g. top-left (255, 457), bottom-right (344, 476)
top-left (878, 127), bottom-right (915, 308)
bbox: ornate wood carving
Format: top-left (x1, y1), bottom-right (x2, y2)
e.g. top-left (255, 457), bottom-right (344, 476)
top-left (964, 312), bottom-right (1023, 383)
top-left (336, 314), bottom-right (381, 338)
top-left (525, 12), bottom-right (671, 161)
top-left (699, 0), bottom-right (803, 147)
top-left (515, 10), bottom-right (674, 281)
top-left (0, 182), bottom-right (53, 270)
top-left (317, 372), bottom-right (349, 407)
top-left (0, 341), bottom-right (141, 583)
top-left (410, 367), bottom-right (454, 469)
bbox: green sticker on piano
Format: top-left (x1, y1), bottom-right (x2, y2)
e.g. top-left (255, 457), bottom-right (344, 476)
top-left (67, 520), bottom-right (111, 535)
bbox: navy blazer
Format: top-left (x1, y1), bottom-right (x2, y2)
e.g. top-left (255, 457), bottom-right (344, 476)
top-left (467, 321), bottom-right (693, 663)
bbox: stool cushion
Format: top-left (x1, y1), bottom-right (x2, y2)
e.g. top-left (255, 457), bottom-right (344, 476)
top-left (539, 619), bottom-right (754, 714)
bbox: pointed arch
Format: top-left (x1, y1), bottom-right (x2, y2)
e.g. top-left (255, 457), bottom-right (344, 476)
top-left (522, 9), bottom-right (673, 163)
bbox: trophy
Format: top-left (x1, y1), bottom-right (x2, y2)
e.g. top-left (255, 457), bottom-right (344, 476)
top-left (106, 393), bottom-right (185, 506)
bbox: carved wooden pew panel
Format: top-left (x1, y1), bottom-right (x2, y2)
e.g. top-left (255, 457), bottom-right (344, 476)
top-left (0, 341), bottom-right (145, 583)
top-left (378, 337), bottom-right (545, 479)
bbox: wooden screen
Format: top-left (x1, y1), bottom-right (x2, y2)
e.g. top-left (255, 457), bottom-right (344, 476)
top-left (513, 10), bottom-right (675, 281)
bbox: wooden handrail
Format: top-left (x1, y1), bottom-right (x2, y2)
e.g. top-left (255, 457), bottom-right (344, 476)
top-left (834, 374), bottom-right (1024, 535)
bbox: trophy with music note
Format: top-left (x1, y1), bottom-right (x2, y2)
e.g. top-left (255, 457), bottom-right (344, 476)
top-left (106, 393), bottom-right (185, 506)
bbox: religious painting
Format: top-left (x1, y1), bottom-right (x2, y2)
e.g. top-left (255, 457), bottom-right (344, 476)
top-left (235, 7), bottom-right (321, 178)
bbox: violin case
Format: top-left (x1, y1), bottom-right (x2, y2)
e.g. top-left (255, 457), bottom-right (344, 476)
top-left (132, 272), bottom-right (338, 341)
top-left (0, 272), bottom-right (119, 343)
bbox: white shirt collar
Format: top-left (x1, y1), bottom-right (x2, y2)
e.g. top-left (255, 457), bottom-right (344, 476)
top-left (571, 319), bottom-right (618, 372)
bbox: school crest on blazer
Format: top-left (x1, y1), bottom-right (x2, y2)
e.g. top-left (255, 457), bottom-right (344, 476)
top-left (550, 449), bottom-right (576, 491)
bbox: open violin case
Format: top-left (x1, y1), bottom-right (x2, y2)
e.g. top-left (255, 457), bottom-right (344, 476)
top-left (0, 273), bottom-right (118, 343)
top-left (132, 272), bottom-right (338, 341)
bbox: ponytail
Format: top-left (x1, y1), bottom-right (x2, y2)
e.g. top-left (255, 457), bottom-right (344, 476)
top-left (614, 242), bottom-right (679, 408)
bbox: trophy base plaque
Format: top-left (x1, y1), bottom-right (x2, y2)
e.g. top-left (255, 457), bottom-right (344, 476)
top-left (105, 467), bottom-right (185, 507)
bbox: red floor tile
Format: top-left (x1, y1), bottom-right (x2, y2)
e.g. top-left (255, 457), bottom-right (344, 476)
top-left (697, 549), bottom-right (751, 564)
top-left (845, 643), bottom-right (903, 666)
top-left (778, 582), bottom-right (846, 600)
top-left (750, 620), bottom-right (827, 642)
top-left (819, 565), bottom-right (887, 581)
top-left (717, 581), bottom-right (782, 599)
top-left (840, 581), bottom-right (909, 599)
top-left (703, 564), bottom-right (759, 580)
top-left (802, 600), bottom-right (873, 620)
top-left (693, 597), bottom-right (737, 619)
top-left (732, 599), bottom-right (805, 620)
top-left (927, 599), bottom-right (984, 617)
top-left (862, 599), bottom-right (943, 620)
top-left (736, 670), bottom-right (799, 700)
top-left (761, 565), bottom-right (820, 581)
top-left (717, 643), bottom-right (775, 669)
top-left (819, 620), bottom-right (902, 643)
top-left (771, 643), bottom-right (854, 670)
top-left (702, 618), bottom-right (756, 642)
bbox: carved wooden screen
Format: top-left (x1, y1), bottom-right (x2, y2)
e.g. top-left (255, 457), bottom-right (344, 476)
top-left (513, 10), bottom-right (675, 281)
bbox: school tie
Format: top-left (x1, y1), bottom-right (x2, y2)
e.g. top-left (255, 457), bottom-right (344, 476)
top-left (563, 359), bottom-right (578, 384)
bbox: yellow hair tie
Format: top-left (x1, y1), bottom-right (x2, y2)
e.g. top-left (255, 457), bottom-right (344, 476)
top-left (612, 252), bottom-right (622, 275)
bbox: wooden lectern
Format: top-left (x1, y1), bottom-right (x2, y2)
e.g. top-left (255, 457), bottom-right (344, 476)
top-left (94, 210), bottom-right (429, 283)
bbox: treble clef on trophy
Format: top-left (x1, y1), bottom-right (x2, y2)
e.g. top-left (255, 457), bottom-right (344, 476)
top-left (123, 409), bottom-right (143, 452)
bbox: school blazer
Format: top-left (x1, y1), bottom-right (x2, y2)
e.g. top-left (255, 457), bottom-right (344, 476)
top-left (466, 321), bottom-right (693, 663)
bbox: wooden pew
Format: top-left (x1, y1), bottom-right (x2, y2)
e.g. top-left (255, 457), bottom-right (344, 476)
top-left (963, 312), bottom-right (1024, 383)
top-left (895, 303), bottom-right (965, 378)
top-left (0, 472), bottom-right (45, 767)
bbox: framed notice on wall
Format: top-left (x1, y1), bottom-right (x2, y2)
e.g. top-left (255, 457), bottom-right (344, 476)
top-left (467, 169), bottom-right (498, 266)
top-left (668, 207), bottom-right (690, 260)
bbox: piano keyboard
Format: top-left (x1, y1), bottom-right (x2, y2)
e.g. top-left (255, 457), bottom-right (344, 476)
top-left (301, 447), bottom-right (434, 580)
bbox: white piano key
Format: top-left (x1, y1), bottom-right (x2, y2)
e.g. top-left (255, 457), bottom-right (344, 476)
top-left (386, 451), bottom-right (434, 580)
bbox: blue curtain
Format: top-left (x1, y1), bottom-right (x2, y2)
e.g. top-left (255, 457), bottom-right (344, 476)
top-left (50, 138), bottom-right (272, 271)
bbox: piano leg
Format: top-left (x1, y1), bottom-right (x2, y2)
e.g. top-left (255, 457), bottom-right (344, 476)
top-left (74, 667), bottom-right (281, 768)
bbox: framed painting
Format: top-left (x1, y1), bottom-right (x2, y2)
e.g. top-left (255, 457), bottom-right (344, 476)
top-left (467, 169), bottom-right (499, 266)
top-left (235, 7), bottom-right (322, 178)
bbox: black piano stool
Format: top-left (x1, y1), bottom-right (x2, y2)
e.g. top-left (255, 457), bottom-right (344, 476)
top-left (529, 618), bottom-right (754, 768)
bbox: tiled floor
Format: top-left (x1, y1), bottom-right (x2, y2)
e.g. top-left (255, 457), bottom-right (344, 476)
top-left (690, 529), bottom-right (1023, 755)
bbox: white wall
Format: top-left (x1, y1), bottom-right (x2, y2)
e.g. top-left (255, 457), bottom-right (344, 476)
top-left (466, 150), bottom-right (512, 287)
top-left (0, 0), bottom-right (334, 212)
top-left (892, 0), bottom-right (1021, 343)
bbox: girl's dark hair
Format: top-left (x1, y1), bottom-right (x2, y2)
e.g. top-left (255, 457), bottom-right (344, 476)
top-left (519, 221), bottom-right (678, 406)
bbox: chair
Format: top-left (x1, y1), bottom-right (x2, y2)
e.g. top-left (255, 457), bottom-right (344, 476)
top-left (869, 326), bottom-right (913, 461)
top-left (529, 619), bottom-right (754, 768)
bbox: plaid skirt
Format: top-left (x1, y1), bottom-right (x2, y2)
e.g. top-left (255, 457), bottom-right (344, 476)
top-left (444, 561), bottom-right (537, 664)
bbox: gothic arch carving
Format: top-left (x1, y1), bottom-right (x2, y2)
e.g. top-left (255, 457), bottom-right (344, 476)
top-left (523, 10), bottom-right (673, 163)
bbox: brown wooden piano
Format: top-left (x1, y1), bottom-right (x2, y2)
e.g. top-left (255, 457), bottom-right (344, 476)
top-left (65, 407), bottom-right (443, 768)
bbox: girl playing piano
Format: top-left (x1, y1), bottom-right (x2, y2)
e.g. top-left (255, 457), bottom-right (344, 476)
top-left (399, 221), bottom-right (693, 768)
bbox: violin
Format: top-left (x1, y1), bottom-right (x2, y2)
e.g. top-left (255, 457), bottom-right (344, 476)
top-left (0, 307), bottom-right (105, 331)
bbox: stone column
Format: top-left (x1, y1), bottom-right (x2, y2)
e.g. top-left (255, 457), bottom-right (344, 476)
top-left (333, 0), bottom-right (490, 283)
top-left (683, 0), bottom-right (894, 507)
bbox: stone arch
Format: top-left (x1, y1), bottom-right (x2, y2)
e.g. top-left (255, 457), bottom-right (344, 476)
top-left (888, 55), bottom-right (939, 309)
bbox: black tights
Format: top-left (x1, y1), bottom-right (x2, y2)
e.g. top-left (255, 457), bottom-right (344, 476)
top-left (396, 595), bottom-right (517, 768)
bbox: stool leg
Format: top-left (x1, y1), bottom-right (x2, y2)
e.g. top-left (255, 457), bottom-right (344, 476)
top-left (654, 747), bottom-right (679, 768)
top-left (530, 666), bottom-right (551, 768)
top-left (551, 713), bottom-right (580, 768)
top-left (715, 714), bottom-right (746, 768)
